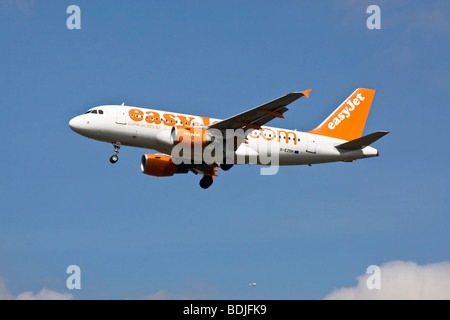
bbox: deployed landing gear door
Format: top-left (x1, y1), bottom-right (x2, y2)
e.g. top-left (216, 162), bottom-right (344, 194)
top-left (116, 104), bottom-right (127, 125)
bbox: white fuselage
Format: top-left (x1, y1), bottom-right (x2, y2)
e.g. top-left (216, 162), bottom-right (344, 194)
top-left (69, 105), bottom-right (378, 165)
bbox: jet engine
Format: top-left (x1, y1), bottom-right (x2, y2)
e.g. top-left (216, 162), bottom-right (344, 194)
top-left (155, 126), bottom-right (214, 148)
top-left (141, 154), bottom-right (188, 177)
top-left (171, 126), bottom-right (214, 147)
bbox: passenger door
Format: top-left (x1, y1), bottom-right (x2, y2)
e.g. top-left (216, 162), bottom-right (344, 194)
top-left (306, 134), bottom-right (316, 154)
top-left (116, 105), bottom-right (127, 125)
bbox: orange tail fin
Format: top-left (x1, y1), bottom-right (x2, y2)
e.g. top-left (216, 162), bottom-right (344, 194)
top-left (308, 88), bottom-right (376, 141)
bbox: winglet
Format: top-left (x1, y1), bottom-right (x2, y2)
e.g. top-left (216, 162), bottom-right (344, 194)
top-left (301, 89), bottom-right (312, 98)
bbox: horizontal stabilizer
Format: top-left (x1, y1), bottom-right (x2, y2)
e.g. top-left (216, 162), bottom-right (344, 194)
top-left (336, 131), bottom-right (389, 150)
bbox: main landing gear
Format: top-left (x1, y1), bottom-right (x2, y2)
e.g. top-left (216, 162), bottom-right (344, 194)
top-left (220, 163), bottom-right (233, 171)
top-left (110, 142), bottom-right (121, 164)
top-left (199, 175), bottom-right (213, 189)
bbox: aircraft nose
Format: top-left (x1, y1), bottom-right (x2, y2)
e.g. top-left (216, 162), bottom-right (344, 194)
top-left (69, 116), bottom-right (82, 132)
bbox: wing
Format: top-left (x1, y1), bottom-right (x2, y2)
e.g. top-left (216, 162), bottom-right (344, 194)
top-left (208, 89), bottom-right (311, 131)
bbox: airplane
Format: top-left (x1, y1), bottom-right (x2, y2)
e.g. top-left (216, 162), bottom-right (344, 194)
top-left (69, 88), bottom-right (388, 189)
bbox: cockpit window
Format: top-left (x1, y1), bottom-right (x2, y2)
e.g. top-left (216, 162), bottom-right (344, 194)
top-left (84, 109), bottom-right (103, 114)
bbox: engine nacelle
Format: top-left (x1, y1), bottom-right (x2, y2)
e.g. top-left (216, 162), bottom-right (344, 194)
top-left (171, 126), bottom-right (214, 147)
top-left (141, 154), bottom-right (189, 177)
top-left (156, 128), bottom-right (173, 147)
top-left (141, 154), bottom-right (177, 176)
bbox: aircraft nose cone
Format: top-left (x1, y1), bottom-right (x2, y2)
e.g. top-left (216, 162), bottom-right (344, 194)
top-left (69, 116), bottom-right (82, 132)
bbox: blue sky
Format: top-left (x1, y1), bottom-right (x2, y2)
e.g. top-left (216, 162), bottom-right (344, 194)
top-left (0, 1), bottom-right (449, 299)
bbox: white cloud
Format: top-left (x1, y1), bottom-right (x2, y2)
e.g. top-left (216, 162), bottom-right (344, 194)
top-left (0, 278), bottom-right (73, 300)
top-left (16, 288), bottom-right (73, 300)
top-left (324, 260), bottom-right (450, 300)
top-left (141, 279), bottom-right (218, 300)
top-left (0, 278), bottom-right (14, 300)
top-left (141, 289), bottom-right (182, 300)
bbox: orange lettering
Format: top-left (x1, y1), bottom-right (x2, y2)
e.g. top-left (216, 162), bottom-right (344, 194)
top-left (277, 130), bottom-right (297, 145)
top-left (177, 115), bottom-right (196, 126)
top-left (199, 116), bottom-right (212, 126)
top-left (163, 113), bottom-right (177, 127)
top-left (247, 130), bottom-right (260, 139)
top-left (129, 109), bottom-right (144, 122)
top-left (261, 128), bottom-right (276, 141)
top-left (145, 111), bottom-right (161, 124)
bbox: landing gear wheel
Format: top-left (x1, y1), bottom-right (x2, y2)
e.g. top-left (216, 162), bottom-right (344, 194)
top-left (199, 175), bottom-right (213, 189)
top-left (220, 163), bottom-right (233, 171)
top-left (110, 142), bottom-right (121, 164)
top-left (110, 155), bottom-right (119, 163)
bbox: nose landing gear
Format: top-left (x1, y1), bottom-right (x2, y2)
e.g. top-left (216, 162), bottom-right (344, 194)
top-left (110, 142), bottom-right (121, 163)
